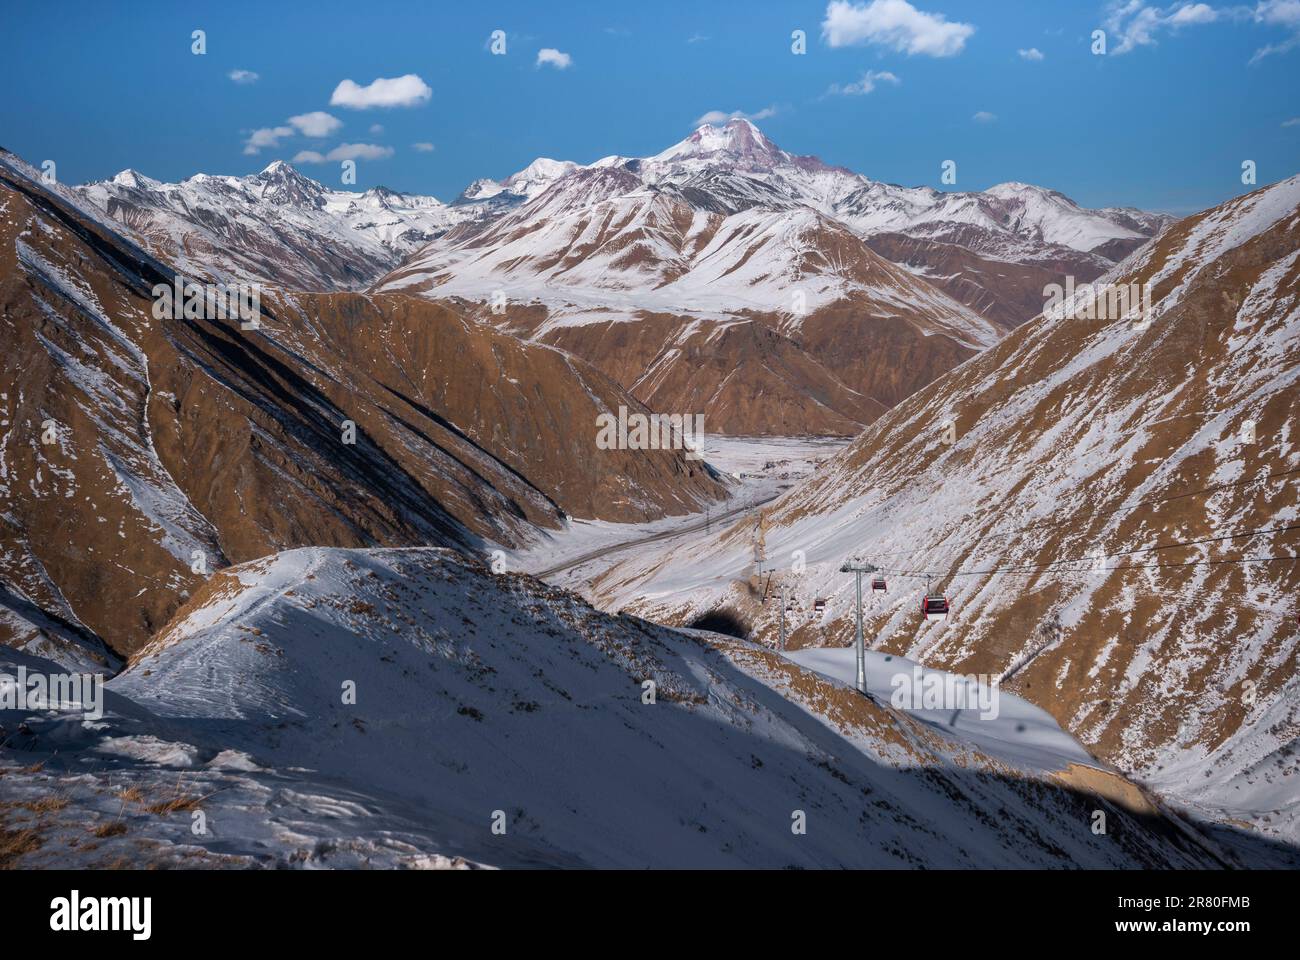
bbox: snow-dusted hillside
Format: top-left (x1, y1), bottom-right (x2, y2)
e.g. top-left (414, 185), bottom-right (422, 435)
top-left (0, 547), bottom-right (1250, 868)
top-left (378, 167), bottom-right (996, 347)
top-left (586, 174), bottom-right (1300, 847)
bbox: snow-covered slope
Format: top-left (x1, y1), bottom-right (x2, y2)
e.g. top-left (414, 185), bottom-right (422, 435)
top-left (0, 546), bottom-right (1246, 868)
top-left (376, 155), bottom-right (1000, 436)
top-left (380, 166), bottom-right (995, 343)
top-left (585, 174), bottom-right (1300, 847)
top-left (75, 161), bottom-right (486, 291)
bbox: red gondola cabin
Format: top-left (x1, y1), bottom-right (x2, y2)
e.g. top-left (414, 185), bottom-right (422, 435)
top-left (922, 595), bottom-right (950, 621)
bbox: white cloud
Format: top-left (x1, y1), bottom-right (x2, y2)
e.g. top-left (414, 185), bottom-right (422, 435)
top-left (693, 106), bottom-right (778, 126)
top-left (1169, 2), bottom-right (1219, 24)
top-left (369, 123), bottom-right (385, 135)
top-left (1104, 2), bottom-right (1226, 55)
top-left (1103, 0), bottom-right (1299, 61)
top-left (1256, 0), bottom-right (1300, 27)
top-left (1018, 46), bottom-right (1045, 59)
top-left (536, 48), bottom-right (573, 68)
top-left (293, 143), bottom-right (394, 164)
top-left (242, 125), bottom-right (294, 155)
top-left (228, 69), bottom-right (259, 84)
top-left (1251, 0), bottom-right (1300, 61)
top-left (330, 74), bottom-right (432, 109)
top-left (687, 33), bottom-right (710, 43)
top-left (288, 111), bottom-right (343, 138)
top-left (972, 110), bottom-right (997, 122)
top-left (243, 112), bottom-right (345, 155)
top-left (1283, 116), bottom-right (1300, 126)
top-left (827, 69), bottom-right (902, 94)
top-left (412, 142), bottom-right (436, 152)
top-left (821, 0), bottom-right (975, 56)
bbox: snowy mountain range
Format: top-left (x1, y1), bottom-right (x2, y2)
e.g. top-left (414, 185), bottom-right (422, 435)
top-left (70, 120), bottom-right (1171, 437)
top-left (73, 119), bottom-right (1170, 330)
top-left (75, 160), bottom-right (486, 291)
top-left (379, 119), bottom-right (1169, 323)
top-left (78, 120), bottom-right (1168, 305)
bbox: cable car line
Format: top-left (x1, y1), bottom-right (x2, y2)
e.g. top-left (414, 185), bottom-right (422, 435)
top-left (866, 519), bottom-right (1300, 580)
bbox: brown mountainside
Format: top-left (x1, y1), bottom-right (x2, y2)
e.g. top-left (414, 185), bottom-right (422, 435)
top-left (0, 152), bottom-right (722, 658)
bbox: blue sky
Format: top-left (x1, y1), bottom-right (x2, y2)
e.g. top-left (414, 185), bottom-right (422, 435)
top-left (2, 0), bottom-right (1297, 213)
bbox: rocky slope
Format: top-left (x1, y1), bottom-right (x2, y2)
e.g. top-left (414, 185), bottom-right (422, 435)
top-left (586, 174), bottom-right (1300, 846)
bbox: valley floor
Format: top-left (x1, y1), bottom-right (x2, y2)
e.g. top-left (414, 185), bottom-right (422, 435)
top-left (509, 436), bottom-right (848, 589)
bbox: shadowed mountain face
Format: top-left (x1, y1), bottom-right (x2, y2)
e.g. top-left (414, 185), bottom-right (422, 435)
top-left (0, 152), bottom-right (723, 658)
top-left (0, 545), bottom-right (1238, 868)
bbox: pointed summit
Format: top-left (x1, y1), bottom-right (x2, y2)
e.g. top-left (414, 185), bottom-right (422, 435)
top-left (110, 169), bottom-right (159, 190)
top-left (650, 117), bottom-right (788, 171)
top-left (252, 160), bottom-right (325, 208)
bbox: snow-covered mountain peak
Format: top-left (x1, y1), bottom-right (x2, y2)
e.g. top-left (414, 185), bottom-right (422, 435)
top-left (984, 180), bottom-right (1056, 197)
top-left (251, 159), bottom-right (326, 206)
top-left (651, 118), bottom-right (789, 171)
top-left (109, 168), bottom-right (158, 190)
top-left (454, 177), bottom-right (508, 203)
top-left (504, 157), bottom-right (580, 195)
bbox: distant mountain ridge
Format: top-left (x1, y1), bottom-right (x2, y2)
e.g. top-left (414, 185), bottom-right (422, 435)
top-left (71, 121), bottom-right (1174, 436)
top-left (76, 119), bottom-right (1171, 313)
top-left (75, 160), bottom-right (486, 291)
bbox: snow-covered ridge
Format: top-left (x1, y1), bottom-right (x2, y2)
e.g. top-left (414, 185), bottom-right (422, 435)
top-left (73, 160), bottom-right (488, 291)
top-left (0, 545), bottom-right (1217, 867)
top-left (489, 119), bottom-right (1168, 260)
